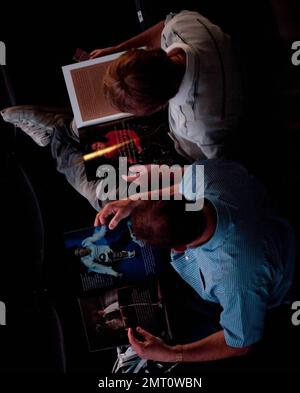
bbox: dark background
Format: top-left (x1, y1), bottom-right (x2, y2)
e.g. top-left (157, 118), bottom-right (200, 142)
top-left (0, 0), bottom-right (299, 383)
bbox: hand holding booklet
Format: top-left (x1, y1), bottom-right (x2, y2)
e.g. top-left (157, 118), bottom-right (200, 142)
top-left (78, 282), bottom-right (171, 352)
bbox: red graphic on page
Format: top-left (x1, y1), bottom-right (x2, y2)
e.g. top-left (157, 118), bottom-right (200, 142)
top-left (91, 129), bottom-right (143, 164)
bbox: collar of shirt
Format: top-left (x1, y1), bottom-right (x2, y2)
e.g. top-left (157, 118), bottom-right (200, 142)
top-left (171, 197), bottom-right (234, 263)
top-left (165, 42), bottom-right (196, 105)
top-left (171, 244), bottom-right (187, 253)
top-left (201, 199), bottom-right (234, 251)
top-left (170, 198), bottom-right (236, 302)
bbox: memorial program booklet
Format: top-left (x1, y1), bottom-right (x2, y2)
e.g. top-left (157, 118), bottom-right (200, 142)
top-left (62, 53), bottom-right (188, 181)
top-left (64, 220), bottom-right (172, 351)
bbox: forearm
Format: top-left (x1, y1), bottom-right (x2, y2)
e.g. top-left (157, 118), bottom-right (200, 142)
top-left (114, 21), bottom-right (164, 51)
top-left (170, 330), bottom-right (251, 363)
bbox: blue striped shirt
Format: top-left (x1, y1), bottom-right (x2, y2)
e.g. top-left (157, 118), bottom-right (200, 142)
top-left (171, 159), bottom-right (295, 347)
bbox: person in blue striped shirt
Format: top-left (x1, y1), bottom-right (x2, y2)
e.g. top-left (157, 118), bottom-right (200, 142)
top-left (95, 159), bottom-right (295, 363)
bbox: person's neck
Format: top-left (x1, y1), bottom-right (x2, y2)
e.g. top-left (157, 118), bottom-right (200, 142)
top-left (187, 200), bottom-right (217, 249)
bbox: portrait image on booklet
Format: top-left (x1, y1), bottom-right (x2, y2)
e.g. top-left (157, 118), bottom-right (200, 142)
top-left (78, 282), bottom-right (172, 352)
top-left (64, 219), bottom-right (165, 294)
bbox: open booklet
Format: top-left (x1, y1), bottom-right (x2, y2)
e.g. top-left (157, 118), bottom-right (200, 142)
top-left (62, 53), bottom-right (188, 181)
top-left (79, 112), bottom-right (187, 181)
top-left (78, 281), bottom-right (172, 352)
top-left (64, 219), bottom-right (172, 351)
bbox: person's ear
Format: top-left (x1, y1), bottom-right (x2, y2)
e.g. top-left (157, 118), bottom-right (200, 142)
top-left (167, 47), bottom-right (185, 58)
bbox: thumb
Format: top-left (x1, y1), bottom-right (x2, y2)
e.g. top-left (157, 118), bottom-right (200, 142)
top-left (108, 210), bottom-right (125, 230)
top-left (94, 214), bottom-right (100, 227)
top-left (136, 326), bottom-right (153, 340)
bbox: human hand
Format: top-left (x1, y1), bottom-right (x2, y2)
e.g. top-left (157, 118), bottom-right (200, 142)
top-left (94, 199), bottom-right (138, 230)
top-left (90, 47), bottom-right (118, 59)
top-left (128, 327), bottom-right (176, 362)
top-left (122, 164), bottom-right (152, 187)
top-left (122, 164), bottom-right (159, 201)
top-left (123, 164), bottom-right (183, 187)
top-left (122, 164), bottom-right (183, 201)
